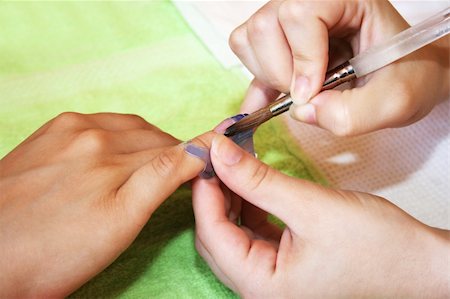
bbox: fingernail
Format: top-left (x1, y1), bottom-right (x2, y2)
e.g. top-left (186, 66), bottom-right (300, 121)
top-left (230, 114), bottom-right (247, 122)
top-left (184, 141), bottom-right (215, 179)
top-left (230, 129), bottom-right (254, 154)
top-left (212, 135), bottom-right (243, 166)
top-left (289, 103), bottom-right (316, 124)
top-left (214, 113), bottom-right (248, 134)
top-left (291, 75), bottom-right (311, 105)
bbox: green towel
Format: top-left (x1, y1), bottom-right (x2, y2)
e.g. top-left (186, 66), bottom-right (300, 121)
top-left (0, 2), bottom-right (327, 297)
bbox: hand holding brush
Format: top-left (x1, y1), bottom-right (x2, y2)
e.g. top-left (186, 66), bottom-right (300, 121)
top-left (227, 2), bottom-right (449, 137)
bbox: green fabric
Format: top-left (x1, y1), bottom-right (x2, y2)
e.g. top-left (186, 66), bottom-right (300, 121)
top-left (0, 1), bottom-right (327, 298)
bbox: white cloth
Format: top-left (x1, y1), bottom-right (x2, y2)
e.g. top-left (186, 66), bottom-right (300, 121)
top-left (174, 1), bottom-right (450, 229)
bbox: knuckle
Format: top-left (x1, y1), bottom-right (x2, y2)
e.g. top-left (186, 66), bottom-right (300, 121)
top-left (332, 120), bottom-right (354, 137)
top-left (190, 131), bottom-right (214, 149)
top-left (71, 128), bottom-right (109, 154)
top-left (123, 113), bottom-right (148, 126)
top-left (248, 11), bottom-right (271, 36)
top-left (332, 121), bottom-right (354, 137)
top-left (278, 0), bottom-right (305, 24)
top-left (247, 162), bottom-right (272, 192)
top-left (229, 26), bottom-right (248, 55)
top-left (291, 50), bottom-right (316, 66)
top-left (331, 103), bottom-right (355, 137)
top-left (151, 149), bottom-right (178, 178)
top-left (50, 112), bottom-right (87, 131)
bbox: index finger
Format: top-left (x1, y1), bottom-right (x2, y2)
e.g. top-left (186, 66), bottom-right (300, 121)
top-left (192, 177), bottom-right (252, 280)
top-left (277, 1), bottom-right (361, 103)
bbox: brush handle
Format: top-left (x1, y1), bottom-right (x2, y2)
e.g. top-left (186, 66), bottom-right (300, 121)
top-left (269, 62), bottom-right (356, 116)
top-left (224, 62), bottom-right (356, 136)
top-left (350, 7), bottom-right (449, 77)
top-left (269, 7), bottom-right (450, 117)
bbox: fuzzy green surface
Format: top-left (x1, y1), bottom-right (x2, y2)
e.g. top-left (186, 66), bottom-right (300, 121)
top-left (0, 1), bottom-right (326, 297)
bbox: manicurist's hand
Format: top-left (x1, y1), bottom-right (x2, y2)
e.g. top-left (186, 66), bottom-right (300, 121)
top-left (192, 134), bottom-right (450, 298)
top-left (0, 112), bottom-right (213, 297)
top-left (231, 0), bottom-right (449, 135)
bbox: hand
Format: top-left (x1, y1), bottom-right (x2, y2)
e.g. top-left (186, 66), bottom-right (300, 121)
top-left (0, 112), bottom-right (213, 297)
top-left (230, 0), bottom-right (449, 135)
top-left (192, 134), bottom-right (450, 297)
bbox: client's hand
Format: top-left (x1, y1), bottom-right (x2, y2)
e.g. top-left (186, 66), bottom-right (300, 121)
top-left (192, 134), bottom-right (450, 298)
top-left (0, 112), bottom-right (212, 297)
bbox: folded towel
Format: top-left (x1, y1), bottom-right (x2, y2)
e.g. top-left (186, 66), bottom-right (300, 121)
top-left (0, 2), bottom-right (326, 297)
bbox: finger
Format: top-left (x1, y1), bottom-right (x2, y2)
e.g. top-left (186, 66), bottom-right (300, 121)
top-left (220, 182), bottom-right (242, 223)
top-left (194, 236), bottom-right (239, 293)
top-left (193, 176), bottom-right (237, 222)
top-left (240, 78), bottom-right (280, 114)
top-left (246, 0), bottom-right (292, 93)
top-left (229, 23), bottom-right (265, 82)
top-left (109, 129), bottom-right (179, 154)
top-left (290, 64), bottom-right (422, 136)
top-left (46, 112), bottom-right (157, 133)
top-left (192, 176), bottom-right (251, 275)
top-left (286, 2), bottom-right (415, 136)
top-left (192, 175), bottom-right (273, 280)
top-left (21, 112), bottom-right (160, 148)
top-left (228, 190), bottom-right (242, 223)
top-left (61, 128), bottom-right (179, 160)
top-left (86, 113), bottom-right (159, 131)
top-left (117, 131), bottom-right (216, 221)
top-left (277, 1), bottom-right (355, 105)
top-left (210, 134), bottom-right (330, 230)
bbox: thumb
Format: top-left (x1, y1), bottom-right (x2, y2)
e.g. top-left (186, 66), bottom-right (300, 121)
top-left (118, 132), bottom-right (216, 216)
top-left (210, 134), bottom-right (328, 229)
top-left (289, 69), bottom-right (411, 136)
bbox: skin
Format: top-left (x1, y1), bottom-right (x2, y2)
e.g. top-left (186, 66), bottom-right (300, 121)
top-left (1, 1), bottom-right (449, 296)
top-left (1, 112), bottom-right (448, 297)
top-left (0, 112), bottom-right (214, 298)
top-left (192, 134), bottom-right (450, 298)
top-left (230, 0), bottom-right (449, 136)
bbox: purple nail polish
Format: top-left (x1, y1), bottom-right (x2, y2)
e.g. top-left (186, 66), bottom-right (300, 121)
top-left (184, 113), bottom-right (256, 179)
top-left (230, 129), bottom-right (255, 154)
top-left (226, 114), bottom-right (255, 155)
top-left (184, 142), bottom-right (215, 179)
top-left (214, 113), bottom-right (249, 134)
top-left (230, 113), bottom-right (247, 122)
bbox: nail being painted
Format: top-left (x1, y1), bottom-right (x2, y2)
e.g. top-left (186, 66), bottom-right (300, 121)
top-left (184, 142), bottom-right (215, 179)
top-left (184, 114), bottom-right (256, 179)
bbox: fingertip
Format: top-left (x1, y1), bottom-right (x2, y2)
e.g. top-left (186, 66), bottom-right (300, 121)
top-left (213, 114), bottom-right (247, 135)
top-left (192, 176), bottom-right (221, 211)
top-left (290, 75), bottom-right (311, 105)
top-left (181, 131), bottom-right (217, 180)
top-left (289, 103), bottom-right (317, 125)
top-left (211, 134), bottom-right (245, 166)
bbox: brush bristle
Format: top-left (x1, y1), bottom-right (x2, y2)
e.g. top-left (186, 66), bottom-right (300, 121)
top-left (224, 109), bottom-right (273, 136)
